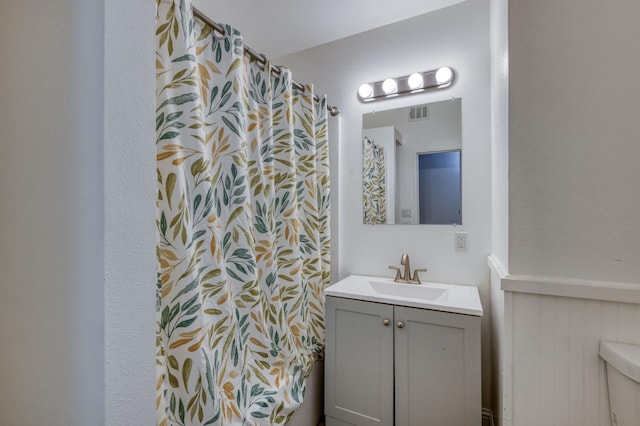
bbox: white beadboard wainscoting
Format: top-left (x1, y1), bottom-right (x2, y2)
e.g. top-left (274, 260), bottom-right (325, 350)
top-left (490, 257), bottom-right (640, 426)
top-left (510, 292), bottom-right (640, 426)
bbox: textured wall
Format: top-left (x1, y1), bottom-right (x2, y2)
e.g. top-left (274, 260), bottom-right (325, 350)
top-left (508, 0), bottom-right (640, 282)
top-left (104, 0), bottom-right (156, 424)
top-left (0, 0), bottom-right (156, 424)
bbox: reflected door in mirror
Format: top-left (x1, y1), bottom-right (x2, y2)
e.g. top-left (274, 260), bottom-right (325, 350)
top-left (418, 150), bottom-right (461, 225)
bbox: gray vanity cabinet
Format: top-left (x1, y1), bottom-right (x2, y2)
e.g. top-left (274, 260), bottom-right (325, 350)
top-left (325, 296), bottom-right (481, 426)
top-left (325, 297), bottom-right (394, 425)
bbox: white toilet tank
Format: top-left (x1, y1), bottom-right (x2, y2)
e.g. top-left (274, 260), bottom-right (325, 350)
top-left (600, 341), bottom-right (640, 426)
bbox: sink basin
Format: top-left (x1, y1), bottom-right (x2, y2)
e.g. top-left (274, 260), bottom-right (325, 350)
top-left (368, 280), bottom-right (448, 301)
top-left (324, 275), bottom-right (483, 316)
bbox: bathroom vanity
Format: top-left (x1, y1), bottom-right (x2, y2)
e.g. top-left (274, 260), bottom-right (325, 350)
top-left (324, 275), bottom-right (483, 426)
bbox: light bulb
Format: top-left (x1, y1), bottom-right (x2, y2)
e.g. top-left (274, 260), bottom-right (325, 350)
top-left (358, 83), bottom-right (373, 98)
top-left (435, 67), bottom-right (453, 85)
top-left (408, 73), bottom-right (424, 89)
top-left (382, 78), bottom-right (397, 94)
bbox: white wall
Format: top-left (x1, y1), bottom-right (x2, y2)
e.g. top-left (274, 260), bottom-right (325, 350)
top-left (0, 1), bottom-right (104, 423)
top-left (493, 0), bottom-right (640, 424)
top-left (509, 0), bottom-right (640, 283)
top-left (104, 0), bottom-right (156, 424)
top-left (489, 259), bottom-right (507, 424)
top-left (329, 117), bottom-right (342, 285)
top-left (489, 0), bottom-right (509, 421)
top-left (490, 0), bottom-right (509, 272)
top-left (0, 1), bottom-right (156, 424)
top-left (279, 0), bottom-right (492, 408)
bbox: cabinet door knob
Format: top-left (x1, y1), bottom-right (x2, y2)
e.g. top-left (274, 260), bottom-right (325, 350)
top-left (396, 321), bottom-right (405, 329)
top-left (383, 319), bottom-right (390, 326)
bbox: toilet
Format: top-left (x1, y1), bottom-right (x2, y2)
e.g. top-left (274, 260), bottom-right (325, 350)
top-left (600, 341), bottom-right (640, 426)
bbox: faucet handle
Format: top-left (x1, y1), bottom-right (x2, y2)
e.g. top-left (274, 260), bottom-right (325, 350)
top-left (388, 266), bottom-right (403, 282)
top-left (411, 269), bottom-right (427, 284)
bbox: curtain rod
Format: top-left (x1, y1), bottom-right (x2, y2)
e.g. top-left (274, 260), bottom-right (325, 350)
top-left (193, 7), bottom-right (340, 117)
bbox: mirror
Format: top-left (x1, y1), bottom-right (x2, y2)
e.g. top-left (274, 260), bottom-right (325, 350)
top-left (362, 98), bottom-right (462, 225)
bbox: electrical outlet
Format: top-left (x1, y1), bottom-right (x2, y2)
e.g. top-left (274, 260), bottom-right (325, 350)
top-left (455, 232), bottom-right (468, 250)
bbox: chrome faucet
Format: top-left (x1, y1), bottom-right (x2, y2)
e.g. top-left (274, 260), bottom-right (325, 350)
top-left (388, 253), bottom-right (427, 284)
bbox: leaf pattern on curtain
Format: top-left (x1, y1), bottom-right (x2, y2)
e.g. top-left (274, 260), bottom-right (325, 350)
top-left (155, 1), bottom-right (331, 424)
top-left (362, 137), bottom-right (387, 224)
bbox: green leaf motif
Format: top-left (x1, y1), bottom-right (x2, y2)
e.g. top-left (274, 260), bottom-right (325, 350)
top-left (160, 212), bottom-right (167, 236)
top-left (156, 112), bottom-right (165, 131)
top-left (157, 92), bottom-right (199, 111)
top-left (176, 316), bottom-right (197, 329)
top-left (172, 54), bottom-right (196, 62)
top-left (156, 2), bottom-right (331, 423)
top-left (179, 399), bottom-right (185, 423)
top-left (166, 111), bottom-right (183, 122)
top-left (221, 116), bottom-right (239, 136)
top-left (159, 131), bottom-right (180, 141)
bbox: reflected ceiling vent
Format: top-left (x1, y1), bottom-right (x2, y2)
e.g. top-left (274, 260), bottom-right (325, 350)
top-left (409, 105), bottom-right (429, 121)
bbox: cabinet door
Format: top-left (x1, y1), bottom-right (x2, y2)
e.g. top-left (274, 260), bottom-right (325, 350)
top-left (394, 307), bottom-right (481, 426)
top-left (325, 297), bottom-right (394, 426)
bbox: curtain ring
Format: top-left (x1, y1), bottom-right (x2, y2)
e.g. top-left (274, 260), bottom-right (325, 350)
top-left (257, 53), bottom-right (268, 70)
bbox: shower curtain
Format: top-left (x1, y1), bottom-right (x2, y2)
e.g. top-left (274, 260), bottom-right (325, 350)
top-left (156, 1), bottom-right (330, 424)
top-left (362, 137), bottom-right (387, 224)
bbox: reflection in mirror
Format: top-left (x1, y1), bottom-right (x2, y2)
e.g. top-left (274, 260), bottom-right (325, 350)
top-left (418, 150), bottom-right (461, 224)
top-left (362, 98), bottom-right (462, 225)
top-left (362, 136), bottom-right (388, 224)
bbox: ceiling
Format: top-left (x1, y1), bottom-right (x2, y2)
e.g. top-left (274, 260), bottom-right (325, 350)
top-left (193, 0), bottom-right (466, 58)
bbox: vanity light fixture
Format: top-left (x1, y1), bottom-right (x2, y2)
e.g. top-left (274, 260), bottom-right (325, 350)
top-left (358, 83), bottom-right (373, 99)
top-left (435, 66), bottom-right (454, 85)
top-left (407, 72), bottom-right (424, 90)
top-left (382, 78), bottom-right (397, 94)
top-left (357, 66), bottom-right (455, 102)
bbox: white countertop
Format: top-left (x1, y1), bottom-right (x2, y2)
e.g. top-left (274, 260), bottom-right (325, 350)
top-left (325, 274), bottom-right (483, 316)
